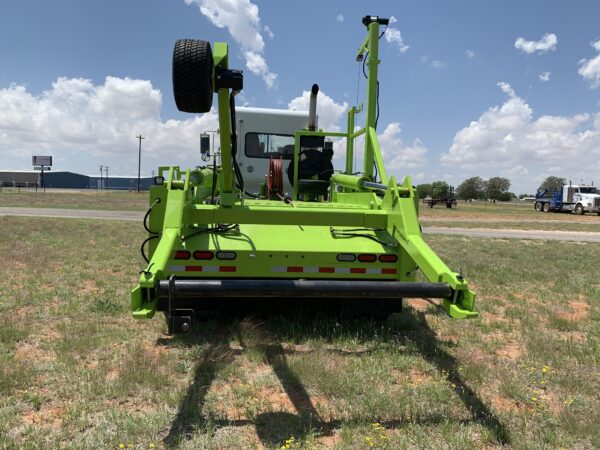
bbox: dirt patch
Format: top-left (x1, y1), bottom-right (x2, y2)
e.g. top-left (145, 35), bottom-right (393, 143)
top-left (490, 395), bottom-right (522, 413)
top-left (143, 342), bottom-right (168, 362)
top-left (79, 280), bottom-right (99, 294)
top-left (495, 342), bottom-right (523, 360)
top-left (557, 301), bottom-right (589, 321)
top-left (21, 406), bottom-right (64, 428)
top-left (105, 369), bottom-right (119, 381)
top-left (406, 298), bottom-right (437, 312)
top-left (392, 368), bottom-right (434, 386)
top-left (15, 343), bottom-right (54, 363)
top-left (281, 343), bottom-right (313, 354)
top-left (318, 429), bottom-right (342, 447)
top-left (557, 331), bottom-right (586, 342)
top-left (14, 306), bottom-right (36, 318)
top-left (258, 386), bottom-right (297, 413)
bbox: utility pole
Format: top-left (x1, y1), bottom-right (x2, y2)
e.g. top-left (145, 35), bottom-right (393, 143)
top-left (136, 134), bottom-right (145, 192)
top-left (99, 165), bottom-right (104, 190)
top-left (104, 166), bottom-right (109, 190)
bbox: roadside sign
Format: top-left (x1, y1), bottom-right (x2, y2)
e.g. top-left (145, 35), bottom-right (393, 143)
top-left (33, 166), bottom-right (51, 171)
top-left (32, 156), bottom-right (52, 166)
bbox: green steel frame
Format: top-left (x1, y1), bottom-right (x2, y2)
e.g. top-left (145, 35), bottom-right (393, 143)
top-left (131, 17), bottom-right (478, 322)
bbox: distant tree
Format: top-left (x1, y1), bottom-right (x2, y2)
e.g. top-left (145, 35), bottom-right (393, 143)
top-left (415, 183), bottom-right (432, 199)
top-left (457, 177), bottom-right (485, 200)
top-left (540, 176), bottom-right (566, 193)
top-left (430, 181), bottom-right (450, 197)
top-left (498, 191), bottom-right (517, 202)
top-left (486, 177), bottom-right (511, 201)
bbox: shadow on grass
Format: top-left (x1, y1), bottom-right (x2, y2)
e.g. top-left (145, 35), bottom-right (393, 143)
top-left (162, 308), bottom-right (510, 448)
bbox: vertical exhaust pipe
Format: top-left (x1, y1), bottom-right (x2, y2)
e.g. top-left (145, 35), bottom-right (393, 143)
top-left (308, 84), bottom-right (319, 131)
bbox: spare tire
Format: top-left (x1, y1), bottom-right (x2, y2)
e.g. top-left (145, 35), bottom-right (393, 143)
top-left (173, 39), bottom-right (213, 113)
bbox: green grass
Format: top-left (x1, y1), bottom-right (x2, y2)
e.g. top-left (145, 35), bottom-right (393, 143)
top-left (0, 189), bottom-right (148, 210)
top-left (1, 216), bottom-right (599, 448)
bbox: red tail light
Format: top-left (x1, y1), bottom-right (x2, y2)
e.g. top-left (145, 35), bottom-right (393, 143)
top-left (358, 254), bottom-right (377, 262)
top-left (193, 251), bottom-right (214, 260)
top-left (174, 250), bottom-right (191, 260)
top-left (378, 254), bottom-right (398, 263)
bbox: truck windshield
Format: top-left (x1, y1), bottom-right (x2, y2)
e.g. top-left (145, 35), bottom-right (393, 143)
top-left (245, 132), bottom-right (295, 160)
top-left (579, 187), bottom-right (598, 194)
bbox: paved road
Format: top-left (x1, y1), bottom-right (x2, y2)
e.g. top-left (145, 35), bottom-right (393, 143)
top-left (0, 207), bottom-right (143, 221)
top-left (421, 216), bottom-right (600, 225)
top-left (2, 207), bottom-right (600, 243)
top-left (422, 226), bottom-right (600, 243)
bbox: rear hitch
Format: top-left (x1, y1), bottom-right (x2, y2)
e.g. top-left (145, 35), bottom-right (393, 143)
top-left (166, 275), bottom-right (194, 334)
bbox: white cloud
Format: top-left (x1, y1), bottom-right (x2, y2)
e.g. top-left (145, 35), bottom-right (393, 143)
top-left (287, 89), bottom-right (348, 132)
top-left (514, 33), bottom-right (557, 54)
top-left (185, 0), bottom-right (277, 89)
top-left (420, 56), bottom-right (445, 69)
top-left (384, 16), bottom-right (409, 53)
top-left (0, 77), bottom-right (219, 173)
top-left (539, 71), bottom-right (551, 82)
top-left (578, 39), bottom-right (600, 88)
top-left (430, 60), bottom-right (446, 69)
top-left (465, 49), bottom-right (476, 59)
top-left (441, 82), bottom-right (600, 191)
top-left (336, 14), bottom-right (344, 22)
top-left (378, 123), bottom-right (428, 169)
top-left (263, 25), bottom-right (274, 40)
top-left (244, 51), bottom-right (277, 89)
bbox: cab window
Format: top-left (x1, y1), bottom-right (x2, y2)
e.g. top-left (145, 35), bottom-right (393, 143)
top-left (245, 132), bottom-right (295, 160)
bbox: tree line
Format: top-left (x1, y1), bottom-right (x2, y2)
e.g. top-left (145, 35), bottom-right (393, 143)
top-left (415, 176), bottom-right (567, 202)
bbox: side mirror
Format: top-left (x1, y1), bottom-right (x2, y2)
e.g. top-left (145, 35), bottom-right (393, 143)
top-left (200, 134), bottom-right (210, 162)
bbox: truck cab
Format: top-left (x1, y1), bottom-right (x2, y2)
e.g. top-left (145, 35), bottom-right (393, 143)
top-left (535, 184), bottom-right (600, 215)
top-left (565, 185), bottom-right (600, 214)
top-left (235, 107), bottom-right (310, 194)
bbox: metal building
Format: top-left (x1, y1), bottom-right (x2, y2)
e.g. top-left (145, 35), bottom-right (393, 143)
top-left (0, 170), bottom-right (153, 190)
top-left (0, 170), bottom-right (39, 187)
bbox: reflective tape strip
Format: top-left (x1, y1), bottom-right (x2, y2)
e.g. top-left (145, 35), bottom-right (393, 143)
top-left (168, 265), bottom-right (185, 272)
top-left (203, 266), bottom-right (219, 273)
top-left (267, 266), bottom-right (397, 275)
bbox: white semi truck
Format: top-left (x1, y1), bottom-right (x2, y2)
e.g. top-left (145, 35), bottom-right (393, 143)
top-left (534, 184), bottom-right (600, 215)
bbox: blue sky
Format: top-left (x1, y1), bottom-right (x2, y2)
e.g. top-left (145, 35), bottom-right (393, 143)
top-left (1, 0), bottom-right (599, 193)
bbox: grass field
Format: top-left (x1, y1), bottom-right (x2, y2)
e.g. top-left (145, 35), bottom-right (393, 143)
top-left (0, 189), bottom-right (148, 211)
top-left (1, 216), bottom-right (599, 449)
